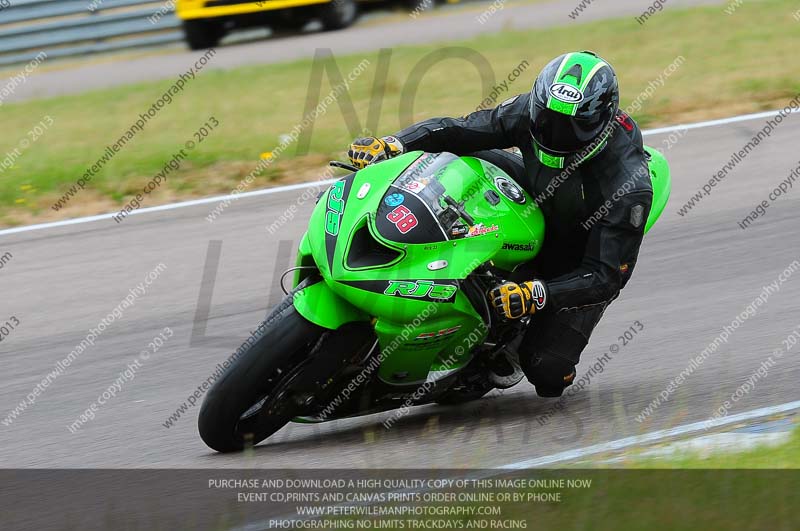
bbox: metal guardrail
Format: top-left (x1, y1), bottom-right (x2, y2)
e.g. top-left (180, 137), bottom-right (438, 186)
top-left (0, 0), bottom-right (183, 67)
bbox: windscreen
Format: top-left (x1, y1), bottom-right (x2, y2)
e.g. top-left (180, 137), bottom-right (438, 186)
top-left (375, 153), bottom-right (460, 245)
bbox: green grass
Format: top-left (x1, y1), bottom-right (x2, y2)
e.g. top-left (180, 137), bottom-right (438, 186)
top-left (620, 424), bottom-right (800, 468)
top-left (491, 427), bottom-right (800, 530)
top-left (496, 470), bottom-right (800, 531)
top-left (3, 0), bottom-right (800, 225)
top-left (370, 428), bottom-right (800, 530)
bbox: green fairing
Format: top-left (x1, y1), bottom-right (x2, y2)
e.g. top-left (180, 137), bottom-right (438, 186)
top-left (643, 146), bottom-right (671, 233)
top-left (292, 149), bottom-right (670, 386)
top-left (293, 280), bottom-right (369, 330)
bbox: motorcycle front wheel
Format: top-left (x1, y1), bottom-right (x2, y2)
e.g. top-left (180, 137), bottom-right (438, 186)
top-left (198, 285), bottom-right (327, 453)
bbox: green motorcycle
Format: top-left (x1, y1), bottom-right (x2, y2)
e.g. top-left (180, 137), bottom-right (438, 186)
top-left (198, 149), bottom-right (670, 452)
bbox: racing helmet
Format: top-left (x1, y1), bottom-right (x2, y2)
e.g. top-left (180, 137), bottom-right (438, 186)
top-left (529, 51), bottom-right (619, 169)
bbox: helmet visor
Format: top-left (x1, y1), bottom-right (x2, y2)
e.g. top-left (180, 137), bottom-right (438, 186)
top-left (530, 102), bottom-right (611, 154)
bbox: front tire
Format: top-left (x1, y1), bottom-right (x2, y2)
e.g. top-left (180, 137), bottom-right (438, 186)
top-left (198, 294), bottom-right (324, 453)
top-left (318, 0), bottom-right (358, 31)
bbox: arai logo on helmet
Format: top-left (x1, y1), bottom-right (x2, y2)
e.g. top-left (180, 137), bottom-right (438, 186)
top-left (549, 83), bottom-right (584, 104)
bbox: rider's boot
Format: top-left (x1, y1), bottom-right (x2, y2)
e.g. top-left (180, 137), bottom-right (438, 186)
top-left (486, 347), bottom-right (525, 389)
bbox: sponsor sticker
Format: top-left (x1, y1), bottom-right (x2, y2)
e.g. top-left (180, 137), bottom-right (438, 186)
top-left (401, 178), bottom-right (429, 193)
top-left (414, 326), bottom-right (462, 342)
top-left (615, 112), bottom-right (634, 132)
top-left (501, 242), bottom-right (534, 252)
top-left (384, 193), bottom-right (405, 207)
top-left (324, 180), bottom-right (346, 236)
top-left (450, 224), bottom-right (469, 238)
top-left (386, 205), bottom-right (419, 234)
top-left (548, 83), bottom-right (584, 104)
top-left (467, 223), bottom-right (500, 237)
top-left (384, 280), bottom-right (457, 301)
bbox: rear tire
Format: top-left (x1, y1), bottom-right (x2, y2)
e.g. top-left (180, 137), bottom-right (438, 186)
top-left (182, 19), bottom-right (223, 50)
top-left (318, 0), bottom-right (358, 31)
top-left (198, 291), bottom-right (325, 453)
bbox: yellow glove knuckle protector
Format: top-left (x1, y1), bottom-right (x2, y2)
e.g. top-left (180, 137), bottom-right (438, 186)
top-left (348, 136), bottom-right (404, 169)
top-left (489, 280), bottom-right (547, 320)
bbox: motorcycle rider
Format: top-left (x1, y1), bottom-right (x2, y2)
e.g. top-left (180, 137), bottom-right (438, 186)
top-left (347, 51), bottom-right (653, 397)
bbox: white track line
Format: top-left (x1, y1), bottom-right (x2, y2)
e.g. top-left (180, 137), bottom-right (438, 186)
top-left (500, 399), bottom-right (800, 469)
top-left (0, 178), bottom-right (337, 237)
top-left (0, 108), bottom-right (795, 238)
top-left (643, 107), bottom-right (799, 136)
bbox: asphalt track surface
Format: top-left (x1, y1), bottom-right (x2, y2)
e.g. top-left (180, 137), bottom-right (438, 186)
top-left (2, 107), bottom-right (799, 469)
top-left (1, 0), bottom-right (722, 102)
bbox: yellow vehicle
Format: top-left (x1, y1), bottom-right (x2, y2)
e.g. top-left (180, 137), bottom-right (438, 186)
top-left (176, 0), bottom-right (359, 49)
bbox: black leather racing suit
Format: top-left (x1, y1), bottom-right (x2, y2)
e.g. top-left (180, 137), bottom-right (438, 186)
top-left (393, 93), bottom-right (653, 396)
